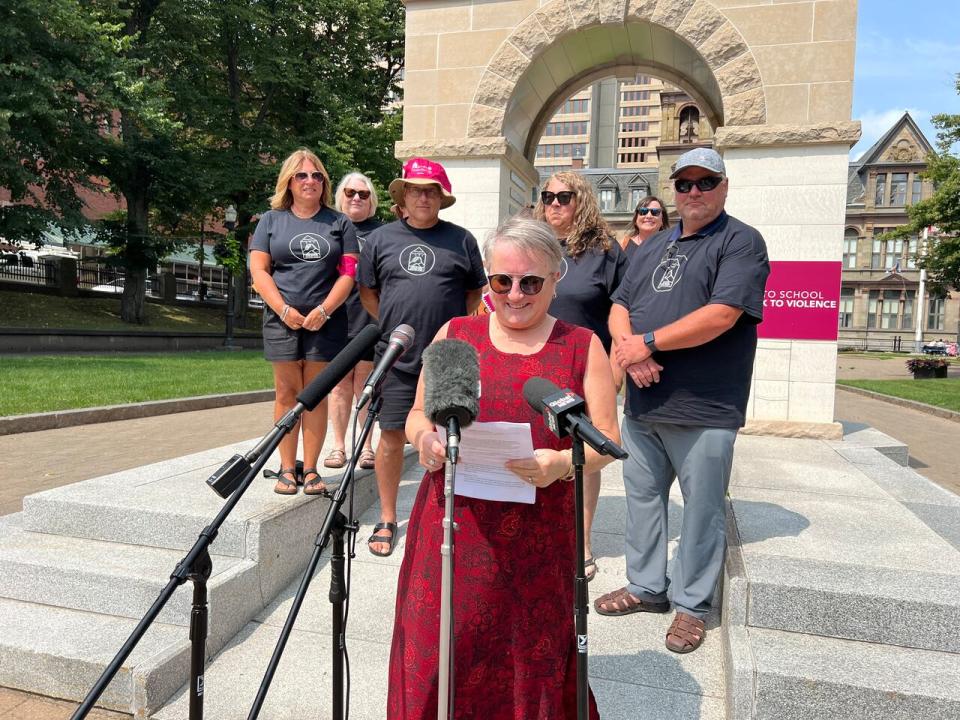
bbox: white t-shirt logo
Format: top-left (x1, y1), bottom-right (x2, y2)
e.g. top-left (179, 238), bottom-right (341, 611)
top-left (290, 233), bottom-right (331, 262)
top-left (400, 244), bottom-right (436, 276)
top-left (558, 257), bottom-right (569, 282)
top-left (651, 254), bottom-right (687, 292)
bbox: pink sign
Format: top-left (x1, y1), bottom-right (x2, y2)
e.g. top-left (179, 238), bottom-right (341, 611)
top-left (758, 261), bottom-right (841, 341)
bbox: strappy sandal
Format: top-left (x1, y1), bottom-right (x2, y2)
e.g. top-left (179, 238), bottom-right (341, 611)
top-left (323, 449), bottom-right (346, 469)
top-left (665, 612), bottom-right (706, 654)
top-left (593, 587), bottom-right (670, 616)
top-left (584, 556), bottom-right (598, 583)
top-left (367, 521), bottom-right (398, 557)
top-left (357, 449), bottom-right (376, 470)
top-left (271, 467), bottom-right (299, 495)
top-left (302, 467), bottom-right (327, 495)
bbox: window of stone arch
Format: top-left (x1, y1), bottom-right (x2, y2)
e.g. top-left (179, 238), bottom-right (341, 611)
top-left (843, 229), bottom-right (859, 268)
top-left (679, 106), bottom-right (700, 144)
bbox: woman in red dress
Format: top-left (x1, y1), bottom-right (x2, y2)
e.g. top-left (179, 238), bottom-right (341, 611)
top-left (389, 215), bottom-right (621, 719)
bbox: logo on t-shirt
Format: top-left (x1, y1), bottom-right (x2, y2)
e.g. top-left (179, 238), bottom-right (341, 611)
top-left (651, 253), bottom-right (688, 292)
top-left (558, 257), bottom-right (569, 282)
top-left (399, 244), bottom-right (436, 276)
top-left (290, 233), bottom-right (331, 263)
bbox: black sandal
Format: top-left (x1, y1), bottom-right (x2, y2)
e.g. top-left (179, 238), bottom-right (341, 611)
top-left (302, 467), bottom-right (327, 496)
top-left (267, 467), bottom-right (299, 495)
top-left (367, 521), bottom-right (398, 557)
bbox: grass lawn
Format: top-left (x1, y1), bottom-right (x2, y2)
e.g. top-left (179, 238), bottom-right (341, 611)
top-left (838, 379), bottom-right (960, 413)
top-left (1, 290), bottom-right (260, 332)
top-left (1, 351), bottom-right (273, 416)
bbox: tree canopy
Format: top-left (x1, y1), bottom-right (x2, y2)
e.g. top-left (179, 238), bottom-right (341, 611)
top-left (1, 0), bottom-right (404, 322)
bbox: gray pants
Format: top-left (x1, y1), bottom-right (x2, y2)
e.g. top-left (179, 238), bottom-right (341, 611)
top-left (621, 416), bottom-right (737, 618)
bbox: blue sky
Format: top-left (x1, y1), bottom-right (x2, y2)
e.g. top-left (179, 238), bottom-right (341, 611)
top-left (851, 0), bottom-right (960, 159)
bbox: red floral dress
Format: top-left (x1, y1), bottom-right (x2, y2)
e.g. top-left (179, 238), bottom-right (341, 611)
top-left (387, 315), bottom-right (600, 720)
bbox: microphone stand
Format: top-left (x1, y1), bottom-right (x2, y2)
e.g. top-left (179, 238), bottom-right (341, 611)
top-left (247, 395), bottom-right (383, 720)
top-left (70, 408), bottom-right (303, 720)
top-left (570, 431), bottom-right (589, 720)
top-left (437, 416), bottom-right (460, 720)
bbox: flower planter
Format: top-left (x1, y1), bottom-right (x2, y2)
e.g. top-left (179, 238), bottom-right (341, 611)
top-left (913, 368), bottom-right (936, 380)
top-left (906, 357), bottom-right (949, 379)
top-left (935, 365), bottom-right (948, 379)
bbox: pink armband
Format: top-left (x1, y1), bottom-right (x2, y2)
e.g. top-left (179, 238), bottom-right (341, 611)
top-left (338, 255), bottom-right (358, 278)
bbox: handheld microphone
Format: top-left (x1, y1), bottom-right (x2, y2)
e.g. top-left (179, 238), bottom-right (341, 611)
top-left (422, 339), bottom-right (480, 463)
top-left (208, 323), bottom-right (381, 497)
top-left (356, 324), bottom-right (415, 410)
top-left (522, 377), bottom-right (627, 459)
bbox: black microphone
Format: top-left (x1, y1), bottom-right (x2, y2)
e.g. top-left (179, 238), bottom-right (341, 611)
top-left (422, 339), bottom-right (479, 463)
top-left (208, 323), bottom-right (381, 497)
top-left (522, 377), bottom-right (627, 459)
top-left (356, 324), bottom-right (415, 410)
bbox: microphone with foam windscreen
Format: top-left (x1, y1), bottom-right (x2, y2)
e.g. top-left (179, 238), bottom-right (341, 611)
top-left (422, 339), bottom-right (479, 463)
top-left (355, 324), bottom-right (415, 411)
top-left (523, 377), bottom-right (627, 459)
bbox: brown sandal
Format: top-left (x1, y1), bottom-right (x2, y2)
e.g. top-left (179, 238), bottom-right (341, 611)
top-left (594, 587), bottom-right (670, 616)
top-left (272, 467), bottom-right (299, 495)
top-left (302, 468), bottom-right (327, 495)
top-left (357, 449), bottom-right (376, 470)
top-left (665, 612), bottom-right (706, 654)
top-left (323, 449), bottom-right (346, 469)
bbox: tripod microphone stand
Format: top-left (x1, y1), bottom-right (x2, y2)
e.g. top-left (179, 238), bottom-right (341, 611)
top-left (247, 395), bottom-right (382, 720)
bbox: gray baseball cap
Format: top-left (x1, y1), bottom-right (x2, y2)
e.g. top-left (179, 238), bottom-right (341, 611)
top-left (669, 147), bottom-right (726, 179)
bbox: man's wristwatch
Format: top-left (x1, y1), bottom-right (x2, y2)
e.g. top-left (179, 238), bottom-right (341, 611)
top-left (643, 331), bottom-right (659, 353)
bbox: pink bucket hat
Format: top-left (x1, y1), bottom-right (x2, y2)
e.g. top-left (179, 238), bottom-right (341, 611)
top-left (388, 157), bottom-right (456, 209)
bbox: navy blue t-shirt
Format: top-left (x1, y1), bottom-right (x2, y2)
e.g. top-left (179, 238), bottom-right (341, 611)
top-left (344, 217), bottom-right (382, 338)
top-left (549, 239), bottom-right (627, 351)
top-left (249, 208), bottom-right (359, 313)
top-left (612, 212), bottom-right (769, 428)
top-left (358, 218), bottom-right (487, 376)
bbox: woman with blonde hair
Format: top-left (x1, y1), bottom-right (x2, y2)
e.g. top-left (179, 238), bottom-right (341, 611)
top-left (249, 148), bottom-right (359, 495)
top-left (535, 169), bottom-right (627, 582)
top-left (323, 172), bottom-right (382, 470)
top-left (621, 194), bottom-right (670, 261)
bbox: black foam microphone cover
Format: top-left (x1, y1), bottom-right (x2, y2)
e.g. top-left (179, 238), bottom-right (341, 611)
top-left (296, 324), bottom-right (381, 410)
top-left (422, 339), bottom-right (480, 428)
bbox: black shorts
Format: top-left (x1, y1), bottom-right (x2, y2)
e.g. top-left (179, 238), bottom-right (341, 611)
top-left (377, 369), bottom-right (419, 430)
top-left (262, 306), bottom-right (348, 362)
top-left (348, 334), bottom-right (376, 363)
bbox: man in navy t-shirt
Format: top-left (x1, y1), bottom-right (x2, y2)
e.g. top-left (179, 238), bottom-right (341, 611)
top-left (595, 148), bottom-right (769, 654)
top-left (358, 158), bottom-right (486, 557)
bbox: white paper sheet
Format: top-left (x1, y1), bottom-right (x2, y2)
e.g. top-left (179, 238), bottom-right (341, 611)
top-left (438, 421), bottom-right (537, 504)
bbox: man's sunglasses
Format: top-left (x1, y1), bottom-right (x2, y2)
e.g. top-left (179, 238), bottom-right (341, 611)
top-left (541, 190), bottom-right (576, 206)
top-left (344, 188), bottom-right (370, 200)
top-left (487, 273), bottom-right (546, 295)
top-left (637, 207), bottom-right (662, 217)
top-left (674, 176), bottom-right (723, 194)
top-left (293, 171), bottom-right (324, 183)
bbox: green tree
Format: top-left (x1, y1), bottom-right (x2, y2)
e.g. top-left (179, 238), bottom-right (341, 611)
top-left (888, 73), bottom-right (960, 293)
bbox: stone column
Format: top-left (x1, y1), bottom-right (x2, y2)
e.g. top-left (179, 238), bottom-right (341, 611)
top-left (717, 122), bottom-right (861, 435)
top-left (52, 257), bottom-right (79, 297)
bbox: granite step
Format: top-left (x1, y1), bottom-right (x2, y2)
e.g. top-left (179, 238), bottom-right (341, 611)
top-left (0, 597), bottom-right (190, 715)
top-left (0, 514), bottom-right (259, 649)
top-left (746, 627), bottom-right (960, 720)
top-left (743, 554), bottom-right (960, 654)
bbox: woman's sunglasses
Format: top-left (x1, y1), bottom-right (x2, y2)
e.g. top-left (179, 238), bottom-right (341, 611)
top-left (294, 171), bottom-right (324, 183)
top-left (541, 190), bottom-right (576, 206)
top-left (637, 207), bottom-right (662, 217)
top-left (344, 188), bottom-right (370, 200)
top-left (674, 176), bottom-right (723, 194)
top-left (487, 273), bottom-right (546, 295)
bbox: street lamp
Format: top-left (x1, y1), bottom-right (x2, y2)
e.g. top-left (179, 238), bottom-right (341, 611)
top-left (223, 205), bottom-right (238, 349)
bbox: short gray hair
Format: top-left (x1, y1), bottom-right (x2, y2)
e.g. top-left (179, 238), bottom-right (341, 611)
top-left (483, 215), bottom-right (563, 272)
top-left (334, 172), bottom-right (379, 218)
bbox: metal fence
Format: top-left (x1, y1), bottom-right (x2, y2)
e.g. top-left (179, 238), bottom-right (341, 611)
top-left (0, 253), bottom-right (58, 287)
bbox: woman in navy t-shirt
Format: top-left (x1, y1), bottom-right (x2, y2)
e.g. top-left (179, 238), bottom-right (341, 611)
top-left (249, 149), bottom-right (359, 496)
top-left (620, 195), bottom-right (670, 263)
top-left (535, 171), bottom-right (627, 582)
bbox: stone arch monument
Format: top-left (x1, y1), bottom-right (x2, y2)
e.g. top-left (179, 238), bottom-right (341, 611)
top-left (398, 0), bottom-right (861, 433)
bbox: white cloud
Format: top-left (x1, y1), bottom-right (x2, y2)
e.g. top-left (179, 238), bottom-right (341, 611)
top-left (850, 108), bottom-right (931, 160)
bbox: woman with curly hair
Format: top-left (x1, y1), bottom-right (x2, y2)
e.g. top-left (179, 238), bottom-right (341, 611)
top-left (535, 170), bottom-right (627, 582)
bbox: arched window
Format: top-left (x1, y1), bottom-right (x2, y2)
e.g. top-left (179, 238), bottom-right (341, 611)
top-left (679, 106), bottom-right (700, 144)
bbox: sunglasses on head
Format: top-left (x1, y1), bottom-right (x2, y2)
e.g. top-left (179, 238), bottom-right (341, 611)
top-left (637, 207), bottom-right (662, 217)
top-left (343, 188), bottom-right (370, 200)
top-left (487, 273), bottom-right (546, 296)
top-left (674, 176), bottom-right (723, 194)
top-left (293, 171), bottom-right (324, 183)
top-left (541, 190), bottom-right (576, 206)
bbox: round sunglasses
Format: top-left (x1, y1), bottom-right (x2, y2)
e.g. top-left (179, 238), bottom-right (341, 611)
top-left (293, 171), bottom-right (324, 183)
top-left (487, 273), bottom-right (546, 295)
top-left (344, 188), bottom-right (371, 200)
